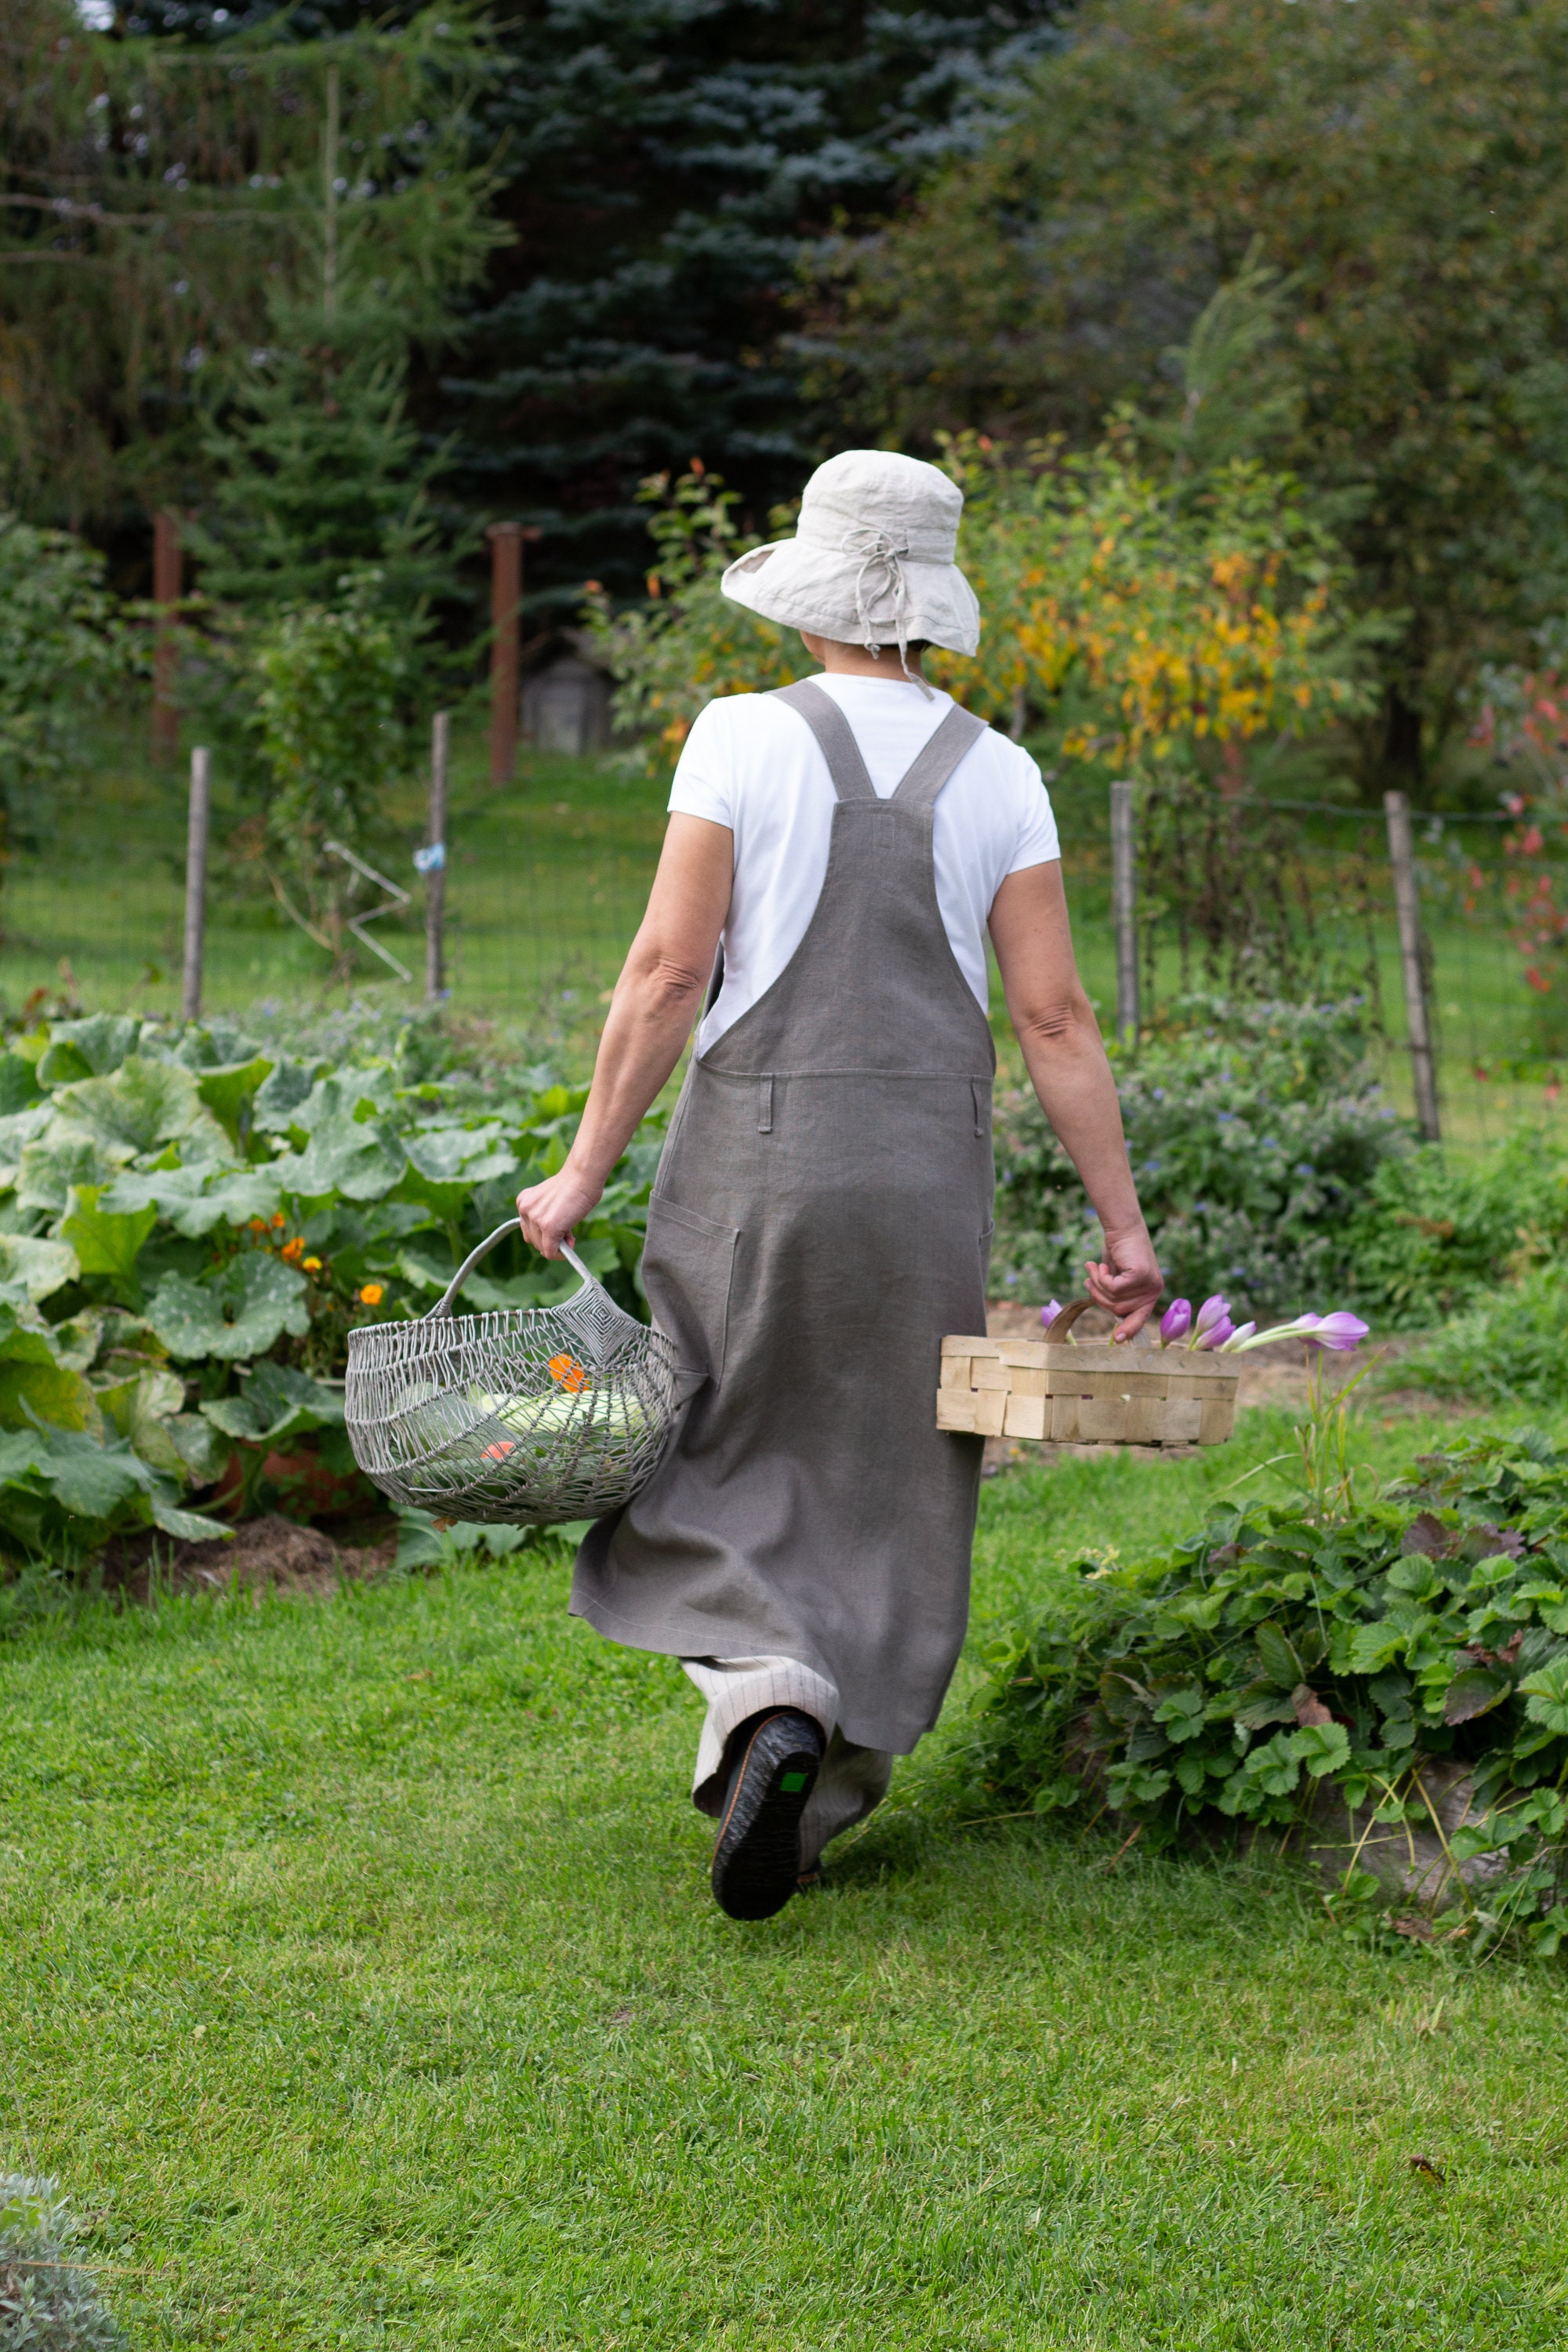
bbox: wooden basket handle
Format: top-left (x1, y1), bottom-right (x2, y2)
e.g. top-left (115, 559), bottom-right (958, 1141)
top-left (1042, 1297), bottom-right (1154, 1348)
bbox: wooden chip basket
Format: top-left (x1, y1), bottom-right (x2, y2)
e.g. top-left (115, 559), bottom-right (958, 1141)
top-left (935, 1298), bottom-right (1239, 1450)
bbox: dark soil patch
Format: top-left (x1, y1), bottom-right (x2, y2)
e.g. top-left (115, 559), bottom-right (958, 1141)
top-left (100, 1511), bottom-right (400, 1604)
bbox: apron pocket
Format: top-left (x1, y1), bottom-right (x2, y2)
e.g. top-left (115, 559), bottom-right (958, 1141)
top-left (644, 1196), bottom-right (740, 1397)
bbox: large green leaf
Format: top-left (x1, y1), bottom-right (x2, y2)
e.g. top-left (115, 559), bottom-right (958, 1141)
top-left (270, 1112), bottom-right (405, 1202)
top-left (0, 1357), bottom-right (101, 1434)
top-left (0, 1300), bottom-right (66, 1367)
top-left (0, 1102), bottom-right (55, 1184)
top-left (1443, 1664), bottom-right (1513, 1725)
top-left (96, 1366), bottom-right (187, 1476)
top-left (285, 1069), bottom-right (396, 1138)
top-left (149, 1483), bottom-right (234, 1542)
top-left (200, 1360), bottom-right (342, 1448)
top-left (60, 1182), bottom-right (156, 1280)
top-left (147, 1252), bottom-right (310, 1362)
top-left (0, 1424), bottom-right (151, 1519)
top-left (166, 1411), bottom-right (231, 1487)
top-left (0, 1232), bottom-right (78, 1302)
top-left (1520, 1657), bottom-right (1568, 1737)
top-left (197, 1055), bottom-right (275, 1142)
top-left (98, 1163), bottom-right (284, 1240)
top-left (16, 1128), bottom-right (124, 1214)
top-left (35, 1014), bottom-right (140, 1086)
top-left (395, 1123), bottom-right (519, 1219)
top-left (251, 1056), bottom-right (319, 1134)
top-left (0, 1053), bottom-right (44, 1115)
top-left (52, 1055), bottom-right (229, 1162)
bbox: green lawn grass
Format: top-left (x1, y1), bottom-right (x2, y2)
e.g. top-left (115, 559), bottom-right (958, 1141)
top-left (7, 1405), bottom-right (1568, 2349)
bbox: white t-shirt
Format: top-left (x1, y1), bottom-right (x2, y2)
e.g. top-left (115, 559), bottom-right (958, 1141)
top-left (670, 675), bottom-right (1061, 1052)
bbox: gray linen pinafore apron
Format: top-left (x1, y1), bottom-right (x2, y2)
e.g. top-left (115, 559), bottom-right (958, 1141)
top-left (572, 680), bottom-right (996, 1757)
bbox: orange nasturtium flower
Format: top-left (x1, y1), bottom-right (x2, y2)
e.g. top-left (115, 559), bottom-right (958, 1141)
top-left (548, 1352), bottom-right (590, 1392)
top-left (281, 1235), bottom-right (305, 1262)
top-left (249, 1218), bottom-right (267, 1235)
top-left (271, 1211), bottom-right (286, 1229)
top-left (359, 1283), bottom-right (385, 1307)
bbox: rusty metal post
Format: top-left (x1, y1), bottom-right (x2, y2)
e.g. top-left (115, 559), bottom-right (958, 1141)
top-left (182, 746), bottom-right (211, 1022)
top-left (1110, 779), bottom-right (1139, 1047)
top-left (152, 509), bottom-right (182, 761)
top-left (1384, 789), bottom-right (1442, 1142)
top-left (488, 522), bottom-right (523, 786)
top-left (425, 710), bottom-right (449, 1006)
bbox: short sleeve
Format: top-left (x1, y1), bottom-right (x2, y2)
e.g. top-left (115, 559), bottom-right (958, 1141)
top-left (1005, 747), bottom-right (1061, 874)
top-left (668, 697), bottom-right (739, 828)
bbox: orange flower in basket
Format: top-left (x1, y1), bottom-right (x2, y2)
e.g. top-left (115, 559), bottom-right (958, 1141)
top-left (482, 1439), bottom-right (516, 1461)
top-left (548, 1352), bottom-right (590, 1392)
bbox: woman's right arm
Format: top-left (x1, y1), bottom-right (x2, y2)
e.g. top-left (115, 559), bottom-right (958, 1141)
top-left (988, 860), bottom-right (1163, 1338)
top-left (515, 813), bottom-right (734, 1258)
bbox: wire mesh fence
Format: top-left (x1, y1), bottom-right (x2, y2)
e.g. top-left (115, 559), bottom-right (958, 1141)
top-left (1117, 784), bottom-right (1563, 1148)
top-left (3, 739), bottom-right (1562, 1151)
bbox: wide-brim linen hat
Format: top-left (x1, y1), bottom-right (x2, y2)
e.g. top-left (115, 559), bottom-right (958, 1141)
top-left (720, 448), bottom-right (981, 662)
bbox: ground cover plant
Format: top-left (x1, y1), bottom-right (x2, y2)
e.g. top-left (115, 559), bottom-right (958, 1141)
top-left (0, 2173), bottom-right (128, 2349)
top-left (4, 1406), bottom-right (1568, 2349)
top-left (964, 1415), bottom-right (1568, 1956)
top-left (1396, 1261), bottom-right (1568, 1407)
top-left (0, 1007), bottom-right (662, 1586)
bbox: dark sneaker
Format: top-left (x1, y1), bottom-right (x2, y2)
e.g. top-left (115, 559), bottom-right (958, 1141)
top-left (711, 1709), bottom-right (824, 1921)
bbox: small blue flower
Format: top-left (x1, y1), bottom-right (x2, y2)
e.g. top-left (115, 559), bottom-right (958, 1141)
top-left (1216, 1110), bottom-right (1236, 1123)
top-left (1260, 1134), bottom-right (1277, 1148)
top-left (1294, 1163), bottom-right (1314, 1177)
top-left (1151, 1087), bottom-right (1166, 1102)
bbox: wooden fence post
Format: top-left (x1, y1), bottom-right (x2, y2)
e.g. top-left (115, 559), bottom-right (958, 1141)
top-left (488, 522), bottom-right (523, 786)
top-left (152, 509), bottom-right (182, 761)
top-left (423, 710), bottom-right (449, 1006)
top-left (182, 746), bottom-right (210, 1022)
top-left (1110, 779), bottom-right (1139, 1047)
top-left (1384, 789), bottom-right (1442, 1142)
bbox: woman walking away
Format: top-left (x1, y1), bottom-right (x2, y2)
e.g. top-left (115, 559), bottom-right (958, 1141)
top-left (517, 449), bottom-right (1162, 1921)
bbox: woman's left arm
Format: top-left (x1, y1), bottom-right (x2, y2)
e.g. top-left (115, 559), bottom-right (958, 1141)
top-left (516, 813), bottom-right (735, 1258)
top-left (989, 860), bottom-right (1163, 1338)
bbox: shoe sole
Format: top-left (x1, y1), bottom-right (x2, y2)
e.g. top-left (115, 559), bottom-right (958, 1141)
top-left (711, 1716), bottom-right (822, 1922)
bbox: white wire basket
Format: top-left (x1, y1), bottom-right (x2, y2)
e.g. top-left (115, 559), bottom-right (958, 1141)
top-left (344, 1225), bottom-right (681, 1526)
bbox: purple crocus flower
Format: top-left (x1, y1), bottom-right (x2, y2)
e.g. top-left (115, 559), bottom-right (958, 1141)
top-left (1160, 1298), bottom-right (1192, 1345)
top-left (1218, 1320), bottom-right (1257, 1351)
top-left (1302, 1310), bottom-right (1370, 1352)
top-left (1187, 1294), bottom-right (1230, 1347)
top-left (1194, 1313), bottom-right (1236, 1350)
top-left (1040, 1299), bottom-right (1065, 1332)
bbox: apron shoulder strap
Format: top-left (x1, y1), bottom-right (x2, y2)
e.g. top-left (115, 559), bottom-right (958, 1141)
top-left (771, 680), bottom-right (877, 802)
top-left (890, 702), bottom-right (988, 811)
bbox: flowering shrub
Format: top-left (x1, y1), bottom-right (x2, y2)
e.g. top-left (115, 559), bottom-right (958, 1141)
top-left (993, 995), bottom-right (1409, 1317)
top-left (584, 442), bottom-right (1374, 778)
top-left (927, 431), bottom-right (1377, 764)
top-left (0, 1011), bottom-right (662, 1581)
top-left (959, 1428), bottom-right (1568, 1955)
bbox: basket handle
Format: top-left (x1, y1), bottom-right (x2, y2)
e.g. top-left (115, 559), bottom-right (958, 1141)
top-left (423, 1221), bottom-right (597, 1322)
top-left (1042, 1296), bottom-right (1153, 1347)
